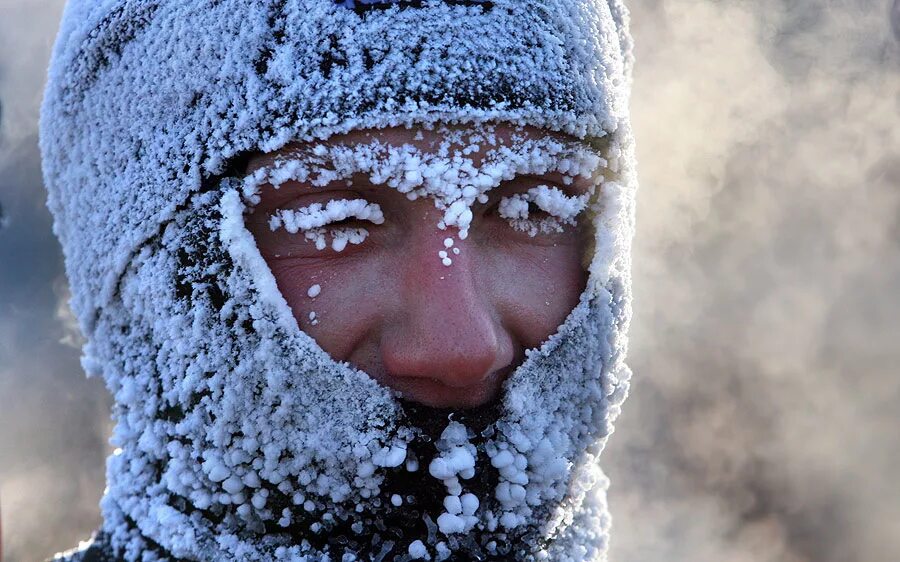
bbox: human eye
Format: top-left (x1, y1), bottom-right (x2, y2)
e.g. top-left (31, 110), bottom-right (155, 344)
top-left (487, 185), bottom-right (590, 238)
top-left (266, 197), bottom-right (385, 254)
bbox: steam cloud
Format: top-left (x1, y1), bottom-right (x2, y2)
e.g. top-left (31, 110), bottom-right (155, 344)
top-left (606, 1), bottom-right (900, 561)
top-left (893, 0), bottom-right (900, 40)
top-left (0, 1), bottom-right (898, 561)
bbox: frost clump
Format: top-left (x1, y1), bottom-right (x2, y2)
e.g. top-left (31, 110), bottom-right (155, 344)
top-left (408, 539), bottom-right (429, 560)
top-left (428, 423), bottom-right (481, 536)
top-left (372, 443), bottom-right (408, 468)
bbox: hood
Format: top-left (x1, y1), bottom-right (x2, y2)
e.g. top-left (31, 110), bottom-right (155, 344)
top-left (41, 1), bottom-right (637, 560)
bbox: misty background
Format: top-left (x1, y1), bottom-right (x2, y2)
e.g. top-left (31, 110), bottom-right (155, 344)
top-left (1, 0), bottom-right (898, 560)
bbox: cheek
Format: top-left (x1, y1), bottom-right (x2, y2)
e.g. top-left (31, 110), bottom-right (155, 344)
top-left (260, 226), bottom-right (588, 365)
top-left (477, 237), bottom-right (588, 350)
top-left (267, 257), bottom-right (390, 362)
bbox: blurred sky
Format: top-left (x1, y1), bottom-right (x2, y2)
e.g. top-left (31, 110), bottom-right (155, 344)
top-left (1, 1), bottom-right (899, 561)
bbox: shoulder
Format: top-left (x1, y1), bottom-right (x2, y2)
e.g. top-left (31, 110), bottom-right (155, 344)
top-left (51, 533), bottom-right (116, 562)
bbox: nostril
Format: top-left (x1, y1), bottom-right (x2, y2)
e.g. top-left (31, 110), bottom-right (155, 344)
top-left (377, 308), bottom-right (516, 408)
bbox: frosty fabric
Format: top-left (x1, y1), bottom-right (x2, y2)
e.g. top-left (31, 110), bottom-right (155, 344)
top-left (42, 0), bottom-right (638, 560)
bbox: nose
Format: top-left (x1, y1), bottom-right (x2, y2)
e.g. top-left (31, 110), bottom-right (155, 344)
top-left (379, 215), bottom-right (514, 408)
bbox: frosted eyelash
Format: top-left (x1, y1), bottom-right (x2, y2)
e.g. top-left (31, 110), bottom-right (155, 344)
top-left (269, 199), bottom-right (384, 252)
top-left (497, 185), bottom-right (591, 236)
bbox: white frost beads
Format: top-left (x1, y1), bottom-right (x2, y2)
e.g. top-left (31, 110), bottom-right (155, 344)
top-left (428, 422), bottom-right (481, 536)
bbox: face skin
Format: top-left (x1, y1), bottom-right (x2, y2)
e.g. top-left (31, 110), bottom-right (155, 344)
top-left (244, 125), bottom-right (592, 409)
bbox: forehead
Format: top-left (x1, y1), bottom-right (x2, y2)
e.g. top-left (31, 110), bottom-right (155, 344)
top-left (246, 123), bottom-right (587, 173)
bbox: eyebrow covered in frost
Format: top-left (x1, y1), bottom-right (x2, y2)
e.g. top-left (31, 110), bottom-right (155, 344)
top-left (240, 136), bottom-right (605, 203)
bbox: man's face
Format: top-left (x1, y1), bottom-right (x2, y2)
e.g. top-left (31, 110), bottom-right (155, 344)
top-left (245, 125), bottom-right (593, 409)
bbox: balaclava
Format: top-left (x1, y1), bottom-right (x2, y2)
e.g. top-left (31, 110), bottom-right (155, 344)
top-left (41, 1), bottom-right (637, 560)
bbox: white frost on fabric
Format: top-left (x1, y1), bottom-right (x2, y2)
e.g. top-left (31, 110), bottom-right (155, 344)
top-left (40, 0), bottom-right (638, 560)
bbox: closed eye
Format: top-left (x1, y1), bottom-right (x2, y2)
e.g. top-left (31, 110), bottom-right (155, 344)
top-left (481, 184), bottom-right (589, 238)
top-left (250, 197), bottom-right (386, 258)
top-left (269, 198), bottom-right (385, 234)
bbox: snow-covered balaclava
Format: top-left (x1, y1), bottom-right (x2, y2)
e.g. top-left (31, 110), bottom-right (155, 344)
top-left (41, 1), bottom-right (636, 560)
